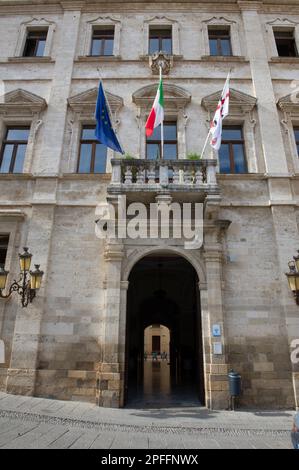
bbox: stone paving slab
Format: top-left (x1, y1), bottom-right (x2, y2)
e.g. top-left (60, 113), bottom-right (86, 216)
top-left (0, 392), bottom-right (295, 449)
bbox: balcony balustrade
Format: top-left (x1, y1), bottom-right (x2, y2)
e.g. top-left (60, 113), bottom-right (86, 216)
top-left (108, 158), bottom-right (219, 200)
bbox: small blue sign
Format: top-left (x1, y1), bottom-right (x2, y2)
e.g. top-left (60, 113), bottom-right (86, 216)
top-left (212, 324), bottom-right (221, 337)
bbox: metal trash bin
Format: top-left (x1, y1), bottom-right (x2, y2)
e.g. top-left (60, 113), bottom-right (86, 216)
top-left (228, 369), bottom-right (241, 410)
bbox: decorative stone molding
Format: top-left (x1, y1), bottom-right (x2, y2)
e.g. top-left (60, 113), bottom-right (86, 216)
top-left (133, 83), bottom-right (191, 111)
top-left (133, 83), bottom-right (191, 159)
top-left (142, 15), bottom-right (180, 57)
top-left (149, 51), bottom-right (173, 75)
top-left (14, 17), bottom-right (56, 58)
top-left (66, 88), bottom-right (123, 173)
top-left (80, 15), bottom-right (121, 57)
top-left (277, 92), bottom-right (299, 171)
top-left (0, 89), bottom-right (47, 117)
top-left (68, 87), bottom-right (123, 116)
top-left (202, 88), bottom-right (257, 117)
top-left (201, 16), bottom-right (242, 57)
top-left (266, 17), bottom-right (298, 28)
top-left (278, 92), bottom-right (299, 115)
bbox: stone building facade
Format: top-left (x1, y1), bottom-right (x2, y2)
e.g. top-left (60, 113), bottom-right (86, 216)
top-left (0, 0), bottom-right (298, 410)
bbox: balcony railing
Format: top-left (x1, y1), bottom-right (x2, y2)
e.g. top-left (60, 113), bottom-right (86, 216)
top-left (108, 158), bottom-right (219, 195)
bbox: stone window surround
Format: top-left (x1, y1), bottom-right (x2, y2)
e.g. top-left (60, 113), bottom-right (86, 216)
top-left (133, 83), bottom-right (191, 159)
top-left (201, 88), bottom-right (258, 173)
top-left (0, 217), bottom-right (22, 279)
top-left (277, 93), bottom-right (299, 174)
top-left (13, 17), bottom-right (56, 58)
top-left (265, 17), bottom-right (299, 59)
top-left (0, 212), bottom-right (26, 365)
top-left (201, 16), bottom-right (242, 57)
top-left (0, 89), bottom-right (46, 174)
top-left (79, 15), bottom-right (121, 58)
top-left (67, 88), bottom-right (124, 174)
top-left (0, 118), bottom-right (41, 174)
top-left (141, 16), bottom-right (181, 57)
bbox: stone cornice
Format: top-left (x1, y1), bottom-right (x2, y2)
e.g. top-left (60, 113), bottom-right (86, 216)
top-left (1, 2), bottom-right (299, 16)
top-left (0, 210), bottom-right (26, 219)
top-left (237, 1), bottom-right (263, 11)
top-left (60, 1), bottom-right (85, 10)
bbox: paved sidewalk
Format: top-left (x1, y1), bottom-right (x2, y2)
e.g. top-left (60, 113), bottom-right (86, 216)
top-left (0, 392), bottom-right (295, 449)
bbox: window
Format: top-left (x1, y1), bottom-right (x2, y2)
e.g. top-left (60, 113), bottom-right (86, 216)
top-left (208, 27), bottom-right (232, 56)
top-left (274, 30), bottom-right (298, 57)
top-left (23, 29), bottom-right (48, 57)
top-left (90, 27), bottom-right (114, 56)
top-left (0, 234), bottom-right (9, 268)
top-left (146, 122), bottom-right (177, 159)
top-left (78, 126), bottom-right (107, 173)
top-left (219, 126), bottom-right (247, 173)
top-left (294, 127), bottom-right (299, 155)
top-left (0, 127), bottom-right (30, 174)
top-left (149, 27), bottom-right (172, 55)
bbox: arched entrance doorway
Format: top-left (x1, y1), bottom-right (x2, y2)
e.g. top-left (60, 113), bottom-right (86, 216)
top-left (125, 253), bottom-right (205, 407)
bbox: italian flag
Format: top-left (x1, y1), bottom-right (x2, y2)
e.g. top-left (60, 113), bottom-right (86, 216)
top-left (145, 77), bottom-right (164, 137)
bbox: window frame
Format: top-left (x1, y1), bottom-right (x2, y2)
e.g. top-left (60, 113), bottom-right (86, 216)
top-left (90, 27), bottom-right (115, 57)
top-left (219, 126), bottom-right (247, 174)
top-left (208, 27), bottom-right (232, 56)
top-left (77, 125), bottom-right (107, 174)
top-left (0, 234), bottom-right (9, 268)
top-left (0, 126), bottom-right (30, 174)
top-left (148, 27), bottom-right (173, 55)
top-left (146, 121), bottom-right (178, 160)
top-left (23, 29), bottom-right (48, 57)
top-left (274, 29), bottom-right (298, 57)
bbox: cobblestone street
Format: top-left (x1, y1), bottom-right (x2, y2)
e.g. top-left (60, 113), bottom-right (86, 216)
top-left (0, 392), bottom-right (294, 449)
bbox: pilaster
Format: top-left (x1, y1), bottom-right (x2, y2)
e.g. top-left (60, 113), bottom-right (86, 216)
top-left (239, 1), bottom-right (289, 177)
top-left (203, 218), bottom-right (231, 409)
top-left (36, 6), bottom-right (82, 175)
top-left (6, 198), bottom-right (56, 396)
top-left (271, 205), bottom-right (299, 408)
top-left (96, 240), bottom-right (125, 408)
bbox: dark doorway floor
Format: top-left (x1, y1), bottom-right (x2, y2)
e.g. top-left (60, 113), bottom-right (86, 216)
top-left (126, 360), bottom-right (201, 409)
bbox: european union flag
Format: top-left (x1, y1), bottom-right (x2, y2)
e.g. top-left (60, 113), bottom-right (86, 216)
top-left (95, 82), bottom-right (124, 154)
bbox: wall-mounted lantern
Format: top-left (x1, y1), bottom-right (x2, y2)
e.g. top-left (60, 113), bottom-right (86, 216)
top-left (0, 247), bottom-right (44, 308)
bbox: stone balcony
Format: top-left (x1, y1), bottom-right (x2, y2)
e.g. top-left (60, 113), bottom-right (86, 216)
top-left (107, 158), bottom-right (220, 203)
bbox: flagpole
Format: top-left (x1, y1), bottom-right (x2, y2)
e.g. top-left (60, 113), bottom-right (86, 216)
top-left (97, 66), bottom-right (114, 122)
top-left (159, 66), bottom-right (164, 160)
top-left (200, 128), bottom-right (212, 159)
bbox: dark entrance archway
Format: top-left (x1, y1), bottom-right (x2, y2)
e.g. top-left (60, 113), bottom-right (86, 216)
top-left (125, 253), bottom-right (205, 407)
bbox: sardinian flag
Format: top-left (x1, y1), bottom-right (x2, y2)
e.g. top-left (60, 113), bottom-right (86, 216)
top-left (210, 73), bottom-right (230, 151)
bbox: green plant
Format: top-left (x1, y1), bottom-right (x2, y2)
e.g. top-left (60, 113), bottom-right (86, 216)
top-left (187, 153), bottom-right (201, 160)
top-left (124, 153), bottom-right (136, 159)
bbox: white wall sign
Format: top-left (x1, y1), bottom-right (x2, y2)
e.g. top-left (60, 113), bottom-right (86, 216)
top-left (213, 342), bottom-right (223, 355)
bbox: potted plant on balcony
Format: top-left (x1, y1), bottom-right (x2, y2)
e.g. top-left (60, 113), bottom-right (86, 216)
top-left (187, 152), bottom-right (202, 160)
